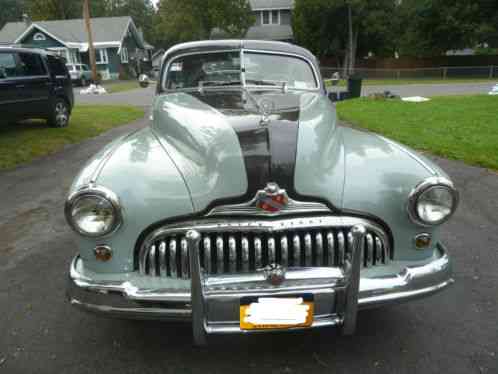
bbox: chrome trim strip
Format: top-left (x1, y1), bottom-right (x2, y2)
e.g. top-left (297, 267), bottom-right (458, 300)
top-left (337, 231), bottom-right (345, 266)
top-left (366, 234), bottom-right (374, 267)
top-left (228, 236), bottom-right (236, 273)
top-left (159, 241), bottom-right (167, 277)
top-left (326, 231), bottom-right (334, 266)
top-left (304, 233), bottom-right (312, 266)
top-left (268, 237), bottom-right (276, 264)
top-left (181, 238), bottom-right (189, 279)
top-left (342, 225), bottom-right (365, 335)
top-left (169, 240), bottom-right (177, 277)
top-left (186, 230), bottom-right (207, 346)
top-left (148, 245), bottom-right (156, 277)
top-left (216, 236), bottom-right (224, 274)
top-left (281, 235), bottom-right (288, 267)
top-left (254, 237), bottom-right (262, 268)
top-left (315, 232), bottom-right (323, 266)
top-left (241, 236), bottom-right (249, 271)
top-left (203, 236), bottom-right (211, 273)
top-left (293, 234), bottom-right (300, 266)
top-left (207, 196), bottom-right (330, 217)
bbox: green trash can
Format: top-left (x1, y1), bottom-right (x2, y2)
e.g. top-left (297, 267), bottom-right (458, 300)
top-left (347, 76), bottom-right (363, 98)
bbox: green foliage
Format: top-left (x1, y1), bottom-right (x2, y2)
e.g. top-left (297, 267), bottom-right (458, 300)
top-left (293, 0), bottom-right (396, 60)
top-left (0, 0), bottom-right (25, 30)
top-left (396, 0), bottom-right (482, 57)
top-left (153, 0), bottom-right (254, 48)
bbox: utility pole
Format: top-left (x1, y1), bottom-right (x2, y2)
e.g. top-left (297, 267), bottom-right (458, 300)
top-left (347, 2), bottom-right (354, 76)
top-left (83, 0), bottom-right (98, 83)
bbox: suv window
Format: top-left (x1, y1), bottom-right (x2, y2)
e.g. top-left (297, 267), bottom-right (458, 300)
top-left (18, 53), bottom-right (46, 77)
top-left (0, 53), bottom-right (18, 79)
top-left (47, 55), bottom-right (68, 77)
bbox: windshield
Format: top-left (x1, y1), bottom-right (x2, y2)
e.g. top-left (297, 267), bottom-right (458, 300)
top-left (163, 50), bottom-right (318, 91)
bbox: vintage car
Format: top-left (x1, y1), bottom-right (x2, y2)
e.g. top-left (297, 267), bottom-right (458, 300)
top-left (66, 40), bottom-right (458, 345)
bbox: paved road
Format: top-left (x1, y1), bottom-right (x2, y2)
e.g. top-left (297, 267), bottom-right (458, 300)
top-left (0, 117), bottom-right (496, 374)
top-left (75, 81), bottom-right (495, 108)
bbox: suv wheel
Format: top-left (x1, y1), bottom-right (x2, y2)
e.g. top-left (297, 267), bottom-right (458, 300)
top-left (81, 78), bottom-right (88, 86)
top-left (48, 99), bottom-right (70, 128)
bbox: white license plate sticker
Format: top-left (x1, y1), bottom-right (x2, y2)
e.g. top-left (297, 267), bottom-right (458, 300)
top-left (240, 296), bottom-right (314, 330)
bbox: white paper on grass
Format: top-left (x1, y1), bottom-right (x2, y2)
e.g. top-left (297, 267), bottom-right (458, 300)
top-left (401, 96), bottom-right (431, 102)
top-left (80, 84), bottom-right (107, 95)
top-left (489, 84), bottom-right (498, 95)
top-left (243, 297), bottom-right (310, 325)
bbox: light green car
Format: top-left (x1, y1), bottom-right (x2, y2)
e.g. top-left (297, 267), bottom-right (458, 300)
top-left (65, 40), bottom-right (458, 345)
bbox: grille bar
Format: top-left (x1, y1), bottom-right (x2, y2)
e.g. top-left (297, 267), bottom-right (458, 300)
top-left (138, 220), bottom-right (391, 279)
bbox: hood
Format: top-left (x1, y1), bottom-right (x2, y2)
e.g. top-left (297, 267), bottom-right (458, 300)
top-left (151, 89), bottom-right (338, 212)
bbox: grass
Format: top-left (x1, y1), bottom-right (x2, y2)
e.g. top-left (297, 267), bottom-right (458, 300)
top-left (102, 80), bottom-right (156, 93)
top-left (326, 78), bottom-right (497, 87)
top-left (336, 95), bottom-right (498, 170)
top-left (0, 105), bottom-right (145, 171)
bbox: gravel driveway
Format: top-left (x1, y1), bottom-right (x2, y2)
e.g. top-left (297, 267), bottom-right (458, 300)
top-left (0, 116), bottom-right (496, 374)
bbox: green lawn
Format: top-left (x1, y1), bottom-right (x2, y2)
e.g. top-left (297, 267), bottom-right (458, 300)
top-left (0, 105), bottom-right (144, 170)
top-left (102, 80), bottom-right (155, 93)
top-left (336, 95), bottom-right (498, 170)
top-left (326, 78), bottom-right (497, 87)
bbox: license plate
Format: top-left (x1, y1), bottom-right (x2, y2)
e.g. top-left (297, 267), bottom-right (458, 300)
top-left (240, 295), bottom-right (314, 330)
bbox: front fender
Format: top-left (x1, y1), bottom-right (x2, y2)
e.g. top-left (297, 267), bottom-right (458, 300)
top-left (69, 127), bottom-right (194, 273)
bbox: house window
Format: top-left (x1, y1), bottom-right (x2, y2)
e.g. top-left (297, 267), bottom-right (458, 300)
top-left (95, 48), bottom-right (109, 65)
top-left (33, 32), bottom-right (46, 41)
top-left (120, 47), bottom-right (129, 64)
top-left (261, 10), bottom-right (280, 25)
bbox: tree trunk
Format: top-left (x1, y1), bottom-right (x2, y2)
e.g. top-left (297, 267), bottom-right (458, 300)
top-left (83, 0), bottom-right (98, 83)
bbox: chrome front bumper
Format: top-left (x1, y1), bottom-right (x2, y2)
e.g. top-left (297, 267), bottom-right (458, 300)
top-left (67, 227), bottom-right (453, 345)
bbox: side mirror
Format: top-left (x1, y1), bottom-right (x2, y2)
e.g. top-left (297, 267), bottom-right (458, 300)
top-left (138, 74), bottom-right (150, 88)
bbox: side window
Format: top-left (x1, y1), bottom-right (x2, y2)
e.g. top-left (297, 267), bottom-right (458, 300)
top-left (17, 53), bottom-right (47, 77)
top-left (0, 53), bottom-right (18, 79)
top-left (47, 56), bottom-right (68, 77)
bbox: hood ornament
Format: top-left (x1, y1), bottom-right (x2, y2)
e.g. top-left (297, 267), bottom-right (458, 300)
top-left (259, 99), bottom-right (275, 126)
top-left (255, 183), bottom-right (288, 213)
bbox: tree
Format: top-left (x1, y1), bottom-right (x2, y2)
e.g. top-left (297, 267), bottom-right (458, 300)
top-left (26, 0), bottom-right (83, 20)
top-left (293, 0), bottom-right (396, 71)
top-left (153, 0), bottom-right (254, 48)
top-left (0, 0), bottom-right (25, 30)
top-left (395, 0), bottom-right (482, 57)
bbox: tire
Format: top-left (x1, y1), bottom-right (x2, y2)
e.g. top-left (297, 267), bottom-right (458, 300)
top-left (80, 78), bottom-right (87, 87)
top-left (47, 99), bottom-right (70, 128)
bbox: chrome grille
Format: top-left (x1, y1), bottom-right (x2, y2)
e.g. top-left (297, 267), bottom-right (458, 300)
top-left (137, 216), bottom-right (391, 279)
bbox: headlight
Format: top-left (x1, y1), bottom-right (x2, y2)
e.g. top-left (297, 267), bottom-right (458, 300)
top-left (407, 177), bottom-right (458, 226)
top-left (65, 185), bottom-right (122, 237)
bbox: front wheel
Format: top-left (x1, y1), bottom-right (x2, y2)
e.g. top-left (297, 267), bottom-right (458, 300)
top-left (47, 99), bottom-right (70, 128)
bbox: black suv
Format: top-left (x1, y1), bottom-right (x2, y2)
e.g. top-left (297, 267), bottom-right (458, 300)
top-left (0, 46), bottom-right (74, 127)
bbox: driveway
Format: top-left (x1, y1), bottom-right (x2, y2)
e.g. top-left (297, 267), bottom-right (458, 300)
top-left (0, 119), bottom-right (497, 374)
top-left (75, 85), bottom-right (155, 107)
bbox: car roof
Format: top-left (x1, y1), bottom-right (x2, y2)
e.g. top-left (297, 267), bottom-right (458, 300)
top-left (163, 40), bottom-right (318, 64)
top-left (0, 45), bottom-right (63, 59)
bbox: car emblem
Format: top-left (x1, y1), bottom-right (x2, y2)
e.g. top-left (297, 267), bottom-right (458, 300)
top-left (264, 263), bottom-right (286, 286)
top-left (255, 183), bottom-right (288, 213)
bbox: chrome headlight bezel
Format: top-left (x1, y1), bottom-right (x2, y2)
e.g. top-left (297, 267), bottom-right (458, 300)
top-left (65, 184), bottom-right (122, 237)
top-left (407, 177), bottom-right (459, 227)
